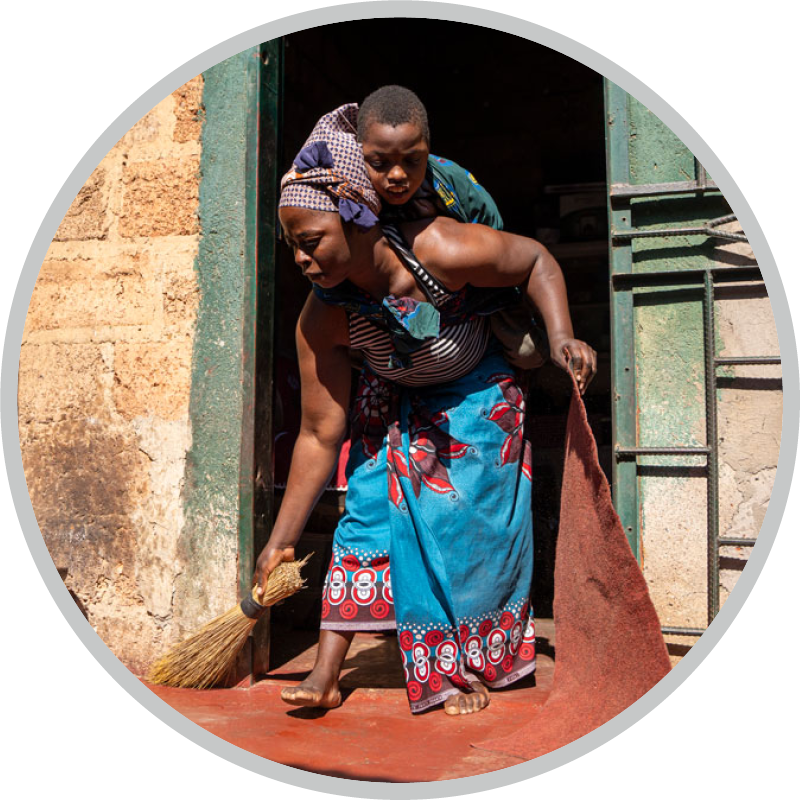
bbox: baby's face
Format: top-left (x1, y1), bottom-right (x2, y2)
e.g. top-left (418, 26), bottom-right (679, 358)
top-left (361, 122), bottom-right (430, 206)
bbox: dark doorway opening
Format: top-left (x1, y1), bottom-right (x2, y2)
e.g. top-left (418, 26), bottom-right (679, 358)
top-left (267, 19), bottom-right (611, 667)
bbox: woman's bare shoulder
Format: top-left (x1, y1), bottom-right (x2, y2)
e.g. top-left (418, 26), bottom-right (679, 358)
top-left (402, 215), bottom-right (467, 249)
top-left (297, 291), bottom-right (350, 350)
top-left (402, 217), bottom-right (500, 288)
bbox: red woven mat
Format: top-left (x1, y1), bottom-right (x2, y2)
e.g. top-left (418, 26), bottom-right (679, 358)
top-left (475, 376), bottom-right (671, 760)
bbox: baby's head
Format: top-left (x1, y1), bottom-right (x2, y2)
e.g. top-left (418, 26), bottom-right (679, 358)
top-left (357, 85), bottom-right (430, 206)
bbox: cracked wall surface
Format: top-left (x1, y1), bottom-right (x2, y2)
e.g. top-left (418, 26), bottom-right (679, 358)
top-left (715, 236), bottom-right (781, 610)
top-left (19, 76), bottom-right (203, 674)
top-left (636, 237), bottom-right (781, 633)
top-left (637, 233), bottom-right (781, 663)
top-left (628, 100), bottom-right (782, 664)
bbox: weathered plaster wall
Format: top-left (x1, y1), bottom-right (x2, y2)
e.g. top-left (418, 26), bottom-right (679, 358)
top-left (628, 100), bottom-right (782, 661)
top-left (716, 243), bottom-right (781, 607)
top-left (19, 76), bottom-right (204, 673)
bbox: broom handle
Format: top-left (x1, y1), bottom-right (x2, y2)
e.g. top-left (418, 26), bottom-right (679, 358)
top-left (241, 554), bottom-right (313, 618)
top-left (240, 594), bottom-right (267, 620)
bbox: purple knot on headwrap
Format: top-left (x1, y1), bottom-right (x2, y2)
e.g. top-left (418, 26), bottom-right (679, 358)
top-left (279, 103), bottom-right (381, 229)
top-left (294, 141), bottom-right (334, 172)
top-left (339, 198), bottom-right (380, 231)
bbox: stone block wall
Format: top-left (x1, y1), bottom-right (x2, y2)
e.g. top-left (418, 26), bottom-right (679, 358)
top-left (19, 76), bottom-right (203, 674)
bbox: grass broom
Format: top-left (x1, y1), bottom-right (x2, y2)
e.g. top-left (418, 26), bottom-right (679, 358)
top-left (146, 555), bottom-right (311, 689)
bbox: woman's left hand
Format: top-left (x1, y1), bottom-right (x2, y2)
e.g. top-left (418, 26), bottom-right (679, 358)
top-left (549, 337), bottom-right (597, 395)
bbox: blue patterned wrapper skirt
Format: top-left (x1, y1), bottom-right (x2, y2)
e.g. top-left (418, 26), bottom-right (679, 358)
top-left (320, 349), bottom-right (536, 713)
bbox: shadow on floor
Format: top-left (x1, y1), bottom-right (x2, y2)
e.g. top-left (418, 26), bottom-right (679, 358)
top-left (267, 629), bottom-right (408, 690)
top-left (267, 631), bottom-right (555, 701)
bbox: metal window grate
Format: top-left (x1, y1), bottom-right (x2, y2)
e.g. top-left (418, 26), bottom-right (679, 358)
top-left (610, 229), bottom-right (780, 636)
top-left (604, 82), bottom-right (781, 639)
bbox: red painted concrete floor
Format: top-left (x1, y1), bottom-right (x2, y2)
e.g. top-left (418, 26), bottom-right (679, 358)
top-left (144, 619), bottom-right (555, 783)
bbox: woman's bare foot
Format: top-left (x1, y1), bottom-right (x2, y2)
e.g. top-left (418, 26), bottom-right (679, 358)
top-left (443, 682), bottom-right (490, 716)
top-left (280, 629), bottom-right (353, 709)
top-left (280, 672), bottom-right (342, 709)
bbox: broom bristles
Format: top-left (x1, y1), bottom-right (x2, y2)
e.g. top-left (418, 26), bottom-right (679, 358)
top-left (146, 556), bottom-right (311, 689)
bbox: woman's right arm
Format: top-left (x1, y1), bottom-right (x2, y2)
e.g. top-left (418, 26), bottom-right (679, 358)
top-left (253, 293), bottom-right (351, 598)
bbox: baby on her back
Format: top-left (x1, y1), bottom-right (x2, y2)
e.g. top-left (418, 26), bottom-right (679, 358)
top-left (355, 85), bottom-right (550, 372)
top-left (356, 85), bottom-right (503, 231)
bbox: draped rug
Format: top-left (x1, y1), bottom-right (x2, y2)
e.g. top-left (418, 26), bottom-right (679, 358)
top-left (475, 374), bottom-right (671, 759)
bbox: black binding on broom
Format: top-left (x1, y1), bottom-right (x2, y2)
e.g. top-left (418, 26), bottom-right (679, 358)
top-left (240, 595), bottom-right (267, 620)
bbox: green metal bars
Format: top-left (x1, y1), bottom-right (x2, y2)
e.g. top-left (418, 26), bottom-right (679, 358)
top-left (612, 264), bottom-right (777, 633)
top-left (604, 80), bottom-right (780, 636)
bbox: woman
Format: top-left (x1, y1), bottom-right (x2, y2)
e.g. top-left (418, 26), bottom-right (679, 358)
top-left (254, 106), bottom-right (596, 716)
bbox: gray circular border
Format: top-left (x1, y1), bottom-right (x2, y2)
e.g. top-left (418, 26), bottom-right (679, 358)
top-left (2, 2), bottom-right (796, 797)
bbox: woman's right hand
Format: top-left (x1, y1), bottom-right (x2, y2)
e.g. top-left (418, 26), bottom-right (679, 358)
top-left (253, 544), bottom-right (296, 602)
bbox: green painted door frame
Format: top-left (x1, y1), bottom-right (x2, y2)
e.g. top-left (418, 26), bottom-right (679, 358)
top-left (605, 79), bottom-right (730, 564)
top-left (240, 39), bottom-right (283, 676)
top-left (181, 41), bottom-right (282, 684)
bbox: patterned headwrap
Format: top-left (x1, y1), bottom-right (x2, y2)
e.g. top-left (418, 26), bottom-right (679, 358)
top-left (279, 103), bottom-right (381, 231)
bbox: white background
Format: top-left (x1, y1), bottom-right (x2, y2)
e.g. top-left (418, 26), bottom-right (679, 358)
top-left (2, 1), bottom-right (797, 797)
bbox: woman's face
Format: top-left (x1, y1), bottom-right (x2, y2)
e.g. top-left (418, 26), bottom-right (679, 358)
top-left (279, 207), bottom-right (353, 288)
top-left (361, 121), bottom-right (430, 206)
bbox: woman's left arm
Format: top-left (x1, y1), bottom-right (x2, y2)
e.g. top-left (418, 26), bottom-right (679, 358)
top-left (422, 220), bottom-right (598, 392)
